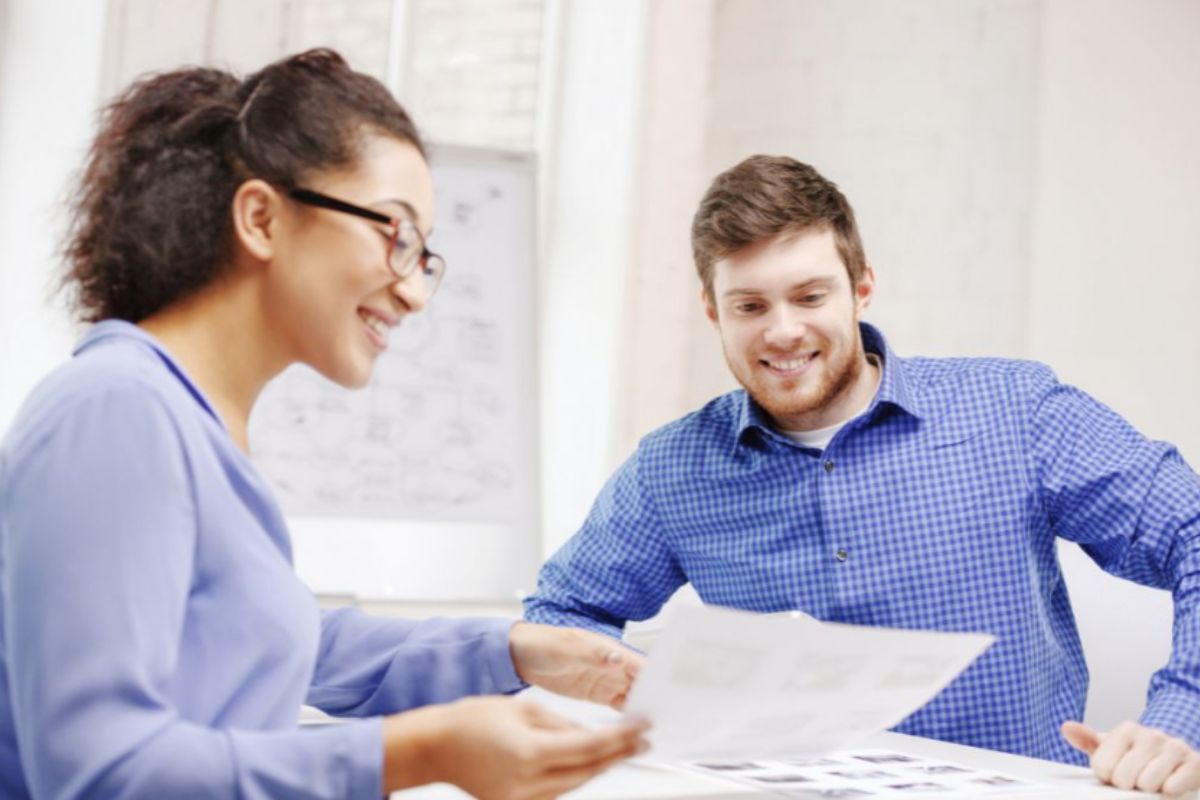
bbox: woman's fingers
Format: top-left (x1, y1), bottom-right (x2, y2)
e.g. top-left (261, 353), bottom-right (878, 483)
top-left (526, 737), bottom-right (647, 799)
top-left (530, 720), bottom-right (649, 771)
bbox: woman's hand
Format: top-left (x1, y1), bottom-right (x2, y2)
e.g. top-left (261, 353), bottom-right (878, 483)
top-left (508, 622), bottom-right (644, 709)
top-left (383, 696), bottom-right (648, 799)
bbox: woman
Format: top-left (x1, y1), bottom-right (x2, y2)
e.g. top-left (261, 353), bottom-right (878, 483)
top-left (0, 49), bottom-right (645, 799)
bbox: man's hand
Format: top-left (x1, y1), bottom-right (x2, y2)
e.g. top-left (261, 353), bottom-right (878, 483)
top-left (1063, 720), bottom-right (1200, 795)
top-left (509, 622), bottom-right (644, 709)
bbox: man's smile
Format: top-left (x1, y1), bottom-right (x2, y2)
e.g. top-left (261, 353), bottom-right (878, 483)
top-left (760, 351), bottom-right (819, 377)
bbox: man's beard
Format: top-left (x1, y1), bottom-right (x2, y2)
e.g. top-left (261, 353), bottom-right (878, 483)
top-left (725, 326), bottom-right (864, 430)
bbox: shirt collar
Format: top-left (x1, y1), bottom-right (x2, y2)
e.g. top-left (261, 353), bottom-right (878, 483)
top-left (73, 319), bottom-right (226, 428)
top-left (733, 321), bottom-right (923, 450)
top-left (864, 321), bottom-right (922, 420)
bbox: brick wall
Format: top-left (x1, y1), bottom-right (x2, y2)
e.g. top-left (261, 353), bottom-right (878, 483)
top-left (403, 0), bottom-right (545, 150)
top-left (102, 0), bottom-right (547, 153)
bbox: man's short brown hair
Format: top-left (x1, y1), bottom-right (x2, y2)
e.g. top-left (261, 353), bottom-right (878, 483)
top-left (691, 155), bottom-right (867, 296)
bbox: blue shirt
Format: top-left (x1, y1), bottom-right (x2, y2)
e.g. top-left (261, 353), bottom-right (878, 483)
top-left (0, 321), bottom-right (523, 799)
top-left (525, 323), bottom-right (1200, 765)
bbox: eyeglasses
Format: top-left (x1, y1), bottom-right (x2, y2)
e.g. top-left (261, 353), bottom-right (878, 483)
top-left (288, 188), bottom-right (446, 298)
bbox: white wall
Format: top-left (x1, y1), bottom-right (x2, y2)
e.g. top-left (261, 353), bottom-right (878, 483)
top-left (613, 0), bottom-right (716, 458)
top-left (0, 0), bottom-right (106, 435)
top-left (1028, 0), bottom-right (1200, 465)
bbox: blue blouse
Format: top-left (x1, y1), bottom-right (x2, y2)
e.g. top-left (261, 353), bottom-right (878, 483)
top-left (0, 320), bottom-right (522, 799)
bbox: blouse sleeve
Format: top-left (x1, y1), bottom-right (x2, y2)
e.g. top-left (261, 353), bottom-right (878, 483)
top-left (308, 608), bottom-right (525, 716)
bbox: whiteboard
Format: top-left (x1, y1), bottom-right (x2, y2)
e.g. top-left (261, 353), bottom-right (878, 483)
top-left (248, 145), bottom-right (540, 601)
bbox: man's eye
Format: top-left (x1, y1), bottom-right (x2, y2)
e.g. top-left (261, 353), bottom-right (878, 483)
top-left (734, 303), bottom-right (762, 314)
top-left (798, 294), bottom-right (826, 305)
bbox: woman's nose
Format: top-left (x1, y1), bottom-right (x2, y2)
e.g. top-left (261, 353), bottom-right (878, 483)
top-left (391, 271), bottom-right (431, 313)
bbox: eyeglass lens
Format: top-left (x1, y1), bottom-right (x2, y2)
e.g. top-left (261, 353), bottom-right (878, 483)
top-left (390, 218), bottom-right (445, 296)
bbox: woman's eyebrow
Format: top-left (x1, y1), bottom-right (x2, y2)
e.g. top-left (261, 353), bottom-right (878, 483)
top-left (377, 198), bottom-right (420, 220)
top-left (377, 198), bottom-right (433, 237)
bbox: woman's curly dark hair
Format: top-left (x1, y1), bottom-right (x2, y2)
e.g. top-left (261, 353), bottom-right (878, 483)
top-left (62, 48), bottom-right (425, 323)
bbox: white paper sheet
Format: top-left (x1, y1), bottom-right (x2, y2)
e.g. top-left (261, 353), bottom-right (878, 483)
top-left (685, 749), bottom-right (1041, 797)
top-left (623, 606), bottom-right (994, 761)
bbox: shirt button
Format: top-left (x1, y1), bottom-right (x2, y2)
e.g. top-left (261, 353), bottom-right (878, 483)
top-left (824, 460), bottom-right (835, 473)
top-left (835, 548), bottom-right (849, 562)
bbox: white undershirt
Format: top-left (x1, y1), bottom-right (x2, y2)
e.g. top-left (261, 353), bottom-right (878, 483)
top-left (777, 353), bottom-right (881, 450)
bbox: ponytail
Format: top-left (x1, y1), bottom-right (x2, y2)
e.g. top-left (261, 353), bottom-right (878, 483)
top-left (62, 49), bottom-right (424, 323)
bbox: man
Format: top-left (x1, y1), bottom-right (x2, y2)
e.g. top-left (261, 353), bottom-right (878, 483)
top-left (525, 156), bottom-right (1200, 795)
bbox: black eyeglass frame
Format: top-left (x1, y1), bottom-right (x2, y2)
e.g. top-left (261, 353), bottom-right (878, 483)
top-left (287, 188), bottom-right (445, 288)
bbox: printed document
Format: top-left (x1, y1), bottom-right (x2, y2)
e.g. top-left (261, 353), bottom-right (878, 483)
top-left (623, 605), bottom-right (993, 760)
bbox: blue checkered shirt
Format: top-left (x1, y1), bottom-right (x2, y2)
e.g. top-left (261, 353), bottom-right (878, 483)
top-left (525, 323), bottom-right (1200, 764)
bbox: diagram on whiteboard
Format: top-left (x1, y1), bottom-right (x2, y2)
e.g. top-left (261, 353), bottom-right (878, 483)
top-left (248, 149), bottom-right (538, 524)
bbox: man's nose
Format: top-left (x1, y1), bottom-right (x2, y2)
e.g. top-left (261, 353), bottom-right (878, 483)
top-left (763, 306), bottom-right (807, 348)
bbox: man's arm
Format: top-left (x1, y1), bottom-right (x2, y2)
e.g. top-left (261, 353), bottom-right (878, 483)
top-left (524, 447), bottom-right (688, 639)
top-left (1028, 366), bottom-right (1200, 792)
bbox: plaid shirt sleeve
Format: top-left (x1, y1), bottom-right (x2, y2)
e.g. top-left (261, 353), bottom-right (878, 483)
top-left (524, 446), bottom-right (687, 639)
top-left (1027, 366), bottom-right (1200, 746)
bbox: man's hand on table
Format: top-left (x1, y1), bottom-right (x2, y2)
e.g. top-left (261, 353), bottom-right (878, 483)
top-left (1064, 720), bottom-right (1200, 796)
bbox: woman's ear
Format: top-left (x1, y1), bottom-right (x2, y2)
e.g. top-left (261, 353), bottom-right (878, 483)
top-left (230, 179), bottom-right (282, 262)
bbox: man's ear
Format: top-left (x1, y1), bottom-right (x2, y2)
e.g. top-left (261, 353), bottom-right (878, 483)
top-left (854, 264), bottom-right (876, 315)
top-left (230, 179), bottom-right (281, 263)
top-left (702, 288), bottom-right (720, 327)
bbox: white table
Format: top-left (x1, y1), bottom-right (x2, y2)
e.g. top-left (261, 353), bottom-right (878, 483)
top-left (394, 729), bottom-right (1178, 799)
top-left (379, 687), bottom-right (1191, 799)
